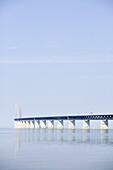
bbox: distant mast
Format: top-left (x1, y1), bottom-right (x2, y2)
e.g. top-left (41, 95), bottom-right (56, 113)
top-left (15, 104), bottom-right (18, 118)
top-left (15, 104), bottom-right (22, 118)
top-left (19, 104), bottom-right (22, 118)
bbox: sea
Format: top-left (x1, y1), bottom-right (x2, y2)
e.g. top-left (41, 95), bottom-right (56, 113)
top-left (0, 128), bottom-right (113, 170)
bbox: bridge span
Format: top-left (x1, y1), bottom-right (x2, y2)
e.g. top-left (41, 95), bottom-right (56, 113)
top-left (14, 113), bottom-right (113, 129)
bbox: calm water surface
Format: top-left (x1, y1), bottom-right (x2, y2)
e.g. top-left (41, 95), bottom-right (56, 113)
top-left (0, 128), bottom-right (113, 170)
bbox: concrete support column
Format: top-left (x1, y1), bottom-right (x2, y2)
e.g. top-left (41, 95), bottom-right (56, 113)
top-left (34, 120), bottom-right (40, 129)
top-left (40, 120), bottom-right (46, 129)
top-left (83, 120), bottom-right (90, 129)
top-left (57, 120), bottom-right (63, 129)
top-left (14, 121), bottom-right (19, 128)
top-left (19, 121), bottom-right (23, 128)
top-left (101, 120), bottom-right (108, 129)
top-left (30, 120), bottom-right (35, 129)
top-left (48, 120), bottom-right (54, 129)
top-left (21, 121), bottom-right (25, 128)
top-left (26, 120), bottom-right (30, 128)
top-left (69, 120), bottom-right (75, 129)
top-left (17, 121), bottom-right (21, 128)
top-left (22, 120), bottom-right (26, 128)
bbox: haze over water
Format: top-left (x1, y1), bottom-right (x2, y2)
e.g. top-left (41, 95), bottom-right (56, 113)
top-left (0, 128), bottom-right (113, 170)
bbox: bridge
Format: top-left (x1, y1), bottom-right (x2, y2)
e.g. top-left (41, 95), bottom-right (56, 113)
top-left (14, 113), bottom-right (113, 129)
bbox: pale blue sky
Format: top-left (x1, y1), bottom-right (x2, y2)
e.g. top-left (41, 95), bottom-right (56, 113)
top-left (0, 0), bottom-right (113, 127)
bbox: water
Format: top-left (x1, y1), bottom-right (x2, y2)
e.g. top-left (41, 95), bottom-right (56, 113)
top-left (0, 128), bottom-right (113, 170)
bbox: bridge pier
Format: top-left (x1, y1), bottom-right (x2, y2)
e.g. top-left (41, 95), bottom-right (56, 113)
top-left (26, 120), bottom-right (30, 128)
top-left (40, 120), bottom-right (46, 129)
top-left (34, 120), bottom-right (40, 129)
top-left (20, 120), bottom-right (26, 128)
top-left (14, 120), bottom-right (19, 128)
top-left (18, 120), bottom-right (22, 128)
top-left (48, 120), bottom-right (54, 129)
top-left (30, 120), bottom-right (34, 129)
top-left (22, 120), bottom-right (26, 128)
top-left (69, 120), bottom-right (75, 129)
top-left (101, 120), bottom-right (108, 129)
top-left (83, 120), bottom-right (90, 129)
top-left (19, 121), bottom-right (23, 128)
top-left (57, 120), bottom-right (63, 129)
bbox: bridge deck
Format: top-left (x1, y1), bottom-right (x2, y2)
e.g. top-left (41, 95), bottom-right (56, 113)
top-left (14, 113), bottom-right (113, 121)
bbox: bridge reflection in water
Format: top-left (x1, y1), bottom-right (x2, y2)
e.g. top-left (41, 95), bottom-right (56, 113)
top-left (14, 129), bottom-right (112, 154)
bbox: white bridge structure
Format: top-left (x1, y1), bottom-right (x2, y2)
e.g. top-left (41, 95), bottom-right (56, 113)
top-left (14, 113), bottom-right (113, 129)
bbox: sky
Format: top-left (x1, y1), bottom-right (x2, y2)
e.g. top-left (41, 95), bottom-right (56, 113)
top-left (0, 0), bottom-right (113, 127)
